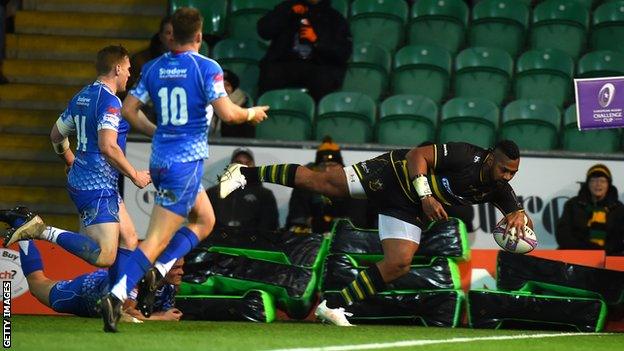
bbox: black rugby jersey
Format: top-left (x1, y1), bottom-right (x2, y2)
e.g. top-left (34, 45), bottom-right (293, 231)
top-left (393, 142), bottom-right (523, 215)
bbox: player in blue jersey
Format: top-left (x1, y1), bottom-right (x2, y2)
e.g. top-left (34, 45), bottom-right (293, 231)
top-left (17, 240), bottom-right (183, 321)
top-left (3, 45), bottom-right (151, 290)
top-left (101, 7), bottom-right (269, 332)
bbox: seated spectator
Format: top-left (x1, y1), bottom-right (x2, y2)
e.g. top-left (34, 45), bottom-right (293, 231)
top-left (286, 137), bottom-right (374, 233)
top-left (213, 69), bottom-right (255, 138)
top-left (556, 164), bottom-right (624, 255)
top-left (207, 147), bottom-right (279, 231)
top-left (256, 0), bottom-right (352, 102)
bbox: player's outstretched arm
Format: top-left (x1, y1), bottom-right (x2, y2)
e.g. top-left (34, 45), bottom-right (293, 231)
top-left (212, 96), bottom-right (269, 125)
top-left (98, 129), bottom-right (151, 188)
top-left (122, 95), bottom-right (157, 137)
top-left (123, 299), bottom-right (182, 321)
top-left (406, 145), bottom-right (448, 221)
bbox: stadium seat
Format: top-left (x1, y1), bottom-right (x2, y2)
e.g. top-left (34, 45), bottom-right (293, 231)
top-left (468, 0), bottom-right (529, 58)
top-left (438, 97), bottom-right (499, 149)
top-left (530, 0), bottom-right (589, 60)
top-left (332, 0), bottom-right (349, 18)
top-left (227, 0), bottom-right (281, 43)
top-left (349, 0), bottom-right (408, 52)
top-left (514, 49), bottom-right (574, 108)
top-left (577, 50), bottom-right (624, 77)
top-left (499, 99), bottom-right (561, 151)
top-left (391, 45), bottom-right (452, 104)
top-left (255, 89), bottom-right (315, 141)
top-left (453, 47), bottom-right (513, 106)
top-left (212, 38), bottom-right (265, 100)
top-left (561, 104), bottom-right (621, 153)
top-left (591, 1), bottom-right (624, 53)
top-left (407, 0), bottom-right (469, 55)
top-left (315, 92), bottom-right (376, 143)
top-left (199, 40), bottom-right (209, 56)
top-left (376, 94), bottom-right (438, 146)
top-left (170, 0), bottom-right (227, 38)
top-left (341, 42), bottom-right (391, 101)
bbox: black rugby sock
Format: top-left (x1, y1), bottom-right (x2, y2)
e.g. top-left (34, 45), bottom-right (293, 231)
top-left (337, 264), bottom-right (386, 306)
top-left (240, 164), bottom-right (299, 187)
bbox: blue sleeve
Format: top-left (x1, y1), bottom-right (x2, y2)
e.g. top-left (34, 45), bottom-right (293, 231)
top-left (97, 95), bottom-right (122, 132)
top-left (57, 107), bottom-right (76, 135)
top-left (203, 60), bottom-right (227, 103)
top-left (129, 62), bottom-right (152, 104)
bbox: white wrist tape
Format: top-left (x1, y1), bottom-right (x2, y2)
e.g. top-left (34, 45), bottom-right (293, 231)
top-left (246, 107), bottom-right (256, 121)
top-left (52, 138), bottom-right (70, 155)
top-left (413, 175), bottom-right (432, 199)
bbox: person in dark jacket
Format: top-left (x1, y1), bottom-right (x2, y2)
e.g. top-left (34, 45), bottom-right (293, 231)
top-left (207, 147), bottom-right (279, 231)
top-left (256, 0), bottom-right (352, 102)
top-left (286, 137), bottom-right (373, 233)
top-left (556, 164), bottom-right (624, 255)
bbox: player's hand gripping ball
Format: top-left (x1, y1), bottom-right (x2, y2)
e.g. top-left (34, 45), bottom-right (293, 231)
top-left (492, 215), bottom-right (538, 254)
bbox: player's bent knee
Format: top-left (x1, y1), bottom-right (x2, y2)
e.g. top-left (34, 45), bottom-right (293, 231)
top-left (94, 250), bottom-right (116, 267)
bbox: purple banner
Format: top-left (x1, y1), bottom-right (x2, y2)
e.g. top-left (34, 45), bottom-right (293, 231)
top-left (574, 76), bottom-right (624, 130)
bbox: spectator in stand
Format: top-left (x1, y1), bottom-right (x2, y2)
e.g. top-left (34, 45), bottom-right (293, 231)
top-left (556, 164), bottom-right (624, 255)
top-left (286, 136), bottom-right (373, 233)
top-left (207, 147), bottom-right (278, 231)
top-left (212, 69), bottom-right (254, 138)
top-left (127, 15), bottom-right (173, 92)
top-left (256, 0), bottom-right (352, 102)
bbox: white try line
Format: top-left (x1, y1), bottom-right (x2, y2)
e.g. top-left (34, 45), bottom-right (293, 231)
top-left (267, 332), bottom-right (613, 351)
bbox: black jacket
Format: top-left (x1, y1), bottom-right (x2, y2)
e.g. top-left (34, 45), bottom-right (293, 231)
top-left (207, 183), bottom-right (279, 232)
top-left (555, 183), bottom-right (624, 255)
top-left (257, 0), bottom-right (352, 67)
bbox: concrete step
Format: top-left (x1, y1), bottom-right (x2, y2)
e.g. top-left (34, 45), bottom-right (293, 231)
top-left (0, 159), bottom-right (67, 187)
top-left (0, 109), bottom-right (60, 135)
top-left (5, 34), bottom-right (149, 61)
top-left (0, 83), bottom-right (80, 110)
top-left (0, 133), bottom-right (58, 161)
top-left (15, 10), bottom-right (160, 39)
top-left (0, 185), bottom-right (73, 207)
top-left (22, 0), bottom-right (166, 16)
top-left (3, 59), bottom-right (93, 85)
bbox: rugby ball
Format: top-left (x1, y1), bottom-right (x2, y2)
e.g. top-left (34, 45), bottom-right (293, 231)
top-left (492, 224), bottom-right (538, 254)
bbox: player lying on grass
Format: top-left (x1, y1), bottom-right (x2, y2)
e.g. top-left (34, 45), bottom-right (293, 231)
top-left (17, 239), bottom-right (184, 321)
top-left (220, 140), bottom-right (533, 326)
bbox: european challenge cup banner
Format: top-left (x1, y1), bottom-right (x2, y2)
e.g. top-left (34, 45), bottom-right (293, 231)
top-left (574, 76), bottom-right (624, 130)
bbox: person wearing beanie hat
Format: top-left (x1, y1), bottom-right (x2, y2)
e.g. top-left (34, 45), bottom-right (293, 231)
top-left (207, 147), bottom-right (278, 232)
top-left (556, 164), bottom-right (624, 254)
top-left (286, 136), bottom-right (372, 234)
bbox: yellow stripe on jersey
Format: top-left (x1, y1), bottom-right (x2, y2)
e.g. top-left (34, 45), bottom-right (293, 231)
top-left (281, 164), bottom-right (289, 185)
top-left (430, 172), bottom-right (451, 206)
top-left (271, 165), bottom-right (278, 183)
top-left (260, 166), bottom-right (266, 181)
top-left (391, 151), bottom-right (416, 204)
top-left (433, 144), bottom-right (438, 169)
top-left (353, 164), bottom-right (364, 180)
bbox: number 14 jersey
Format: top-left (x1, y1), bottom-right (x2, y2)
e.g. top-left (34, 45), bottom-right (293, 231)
top-left (130, 50), bottom-right (227, 167)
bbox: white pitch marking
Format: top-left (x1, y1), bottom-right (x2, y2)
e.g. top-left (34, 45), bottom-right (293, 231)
top-left (267, 332), bottom-right (612, 351)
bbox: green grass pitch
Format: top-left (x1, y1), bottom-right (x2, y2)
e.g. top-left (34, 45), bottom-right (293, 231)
top-left (9, 315), bottom-right (624, 351)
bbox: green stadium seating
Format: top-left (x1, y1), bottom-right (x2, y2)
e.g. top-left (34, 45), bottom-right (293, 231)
top-left (170, 0), bottom-right (227, 37)
top-left (212, 38), bottom-right (265, 100)
top-left (407, 0), bottom-right (469, 55)
top-left (228, 0), bottom-right (281, 43)
top-left (499, 99), bottom-right (561, 151)
top-left (315, 92), bottom-right (376, 143)
top-left (376, 94), bottom-right (438, 146)
top-left (577, 50), bottom-right (624, 77)
top-left (530, 0), bottom-right (589, 59)
top-left (332, 0), bottom-right (349, 18)
top-left (591, 1), bottom-right (624, 53)
top-left (453, 46), bottom-right (513, 106)
top-left (349, 0), bottom-right (408, 52)
top-left (255, 89), bottom-right (315, 141)
top-left (514, 49), bottom-right (574, 108)
top-left (391, 45), bottom-right (452, 104)
top-left (341, 42), bottom-right (391, 101)
top-left (438, 97), bottom-right (499, 149)
top-left (469, 0), bottom-right (529, 58)
top-left (561, 104), bottom-right (621, 153)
